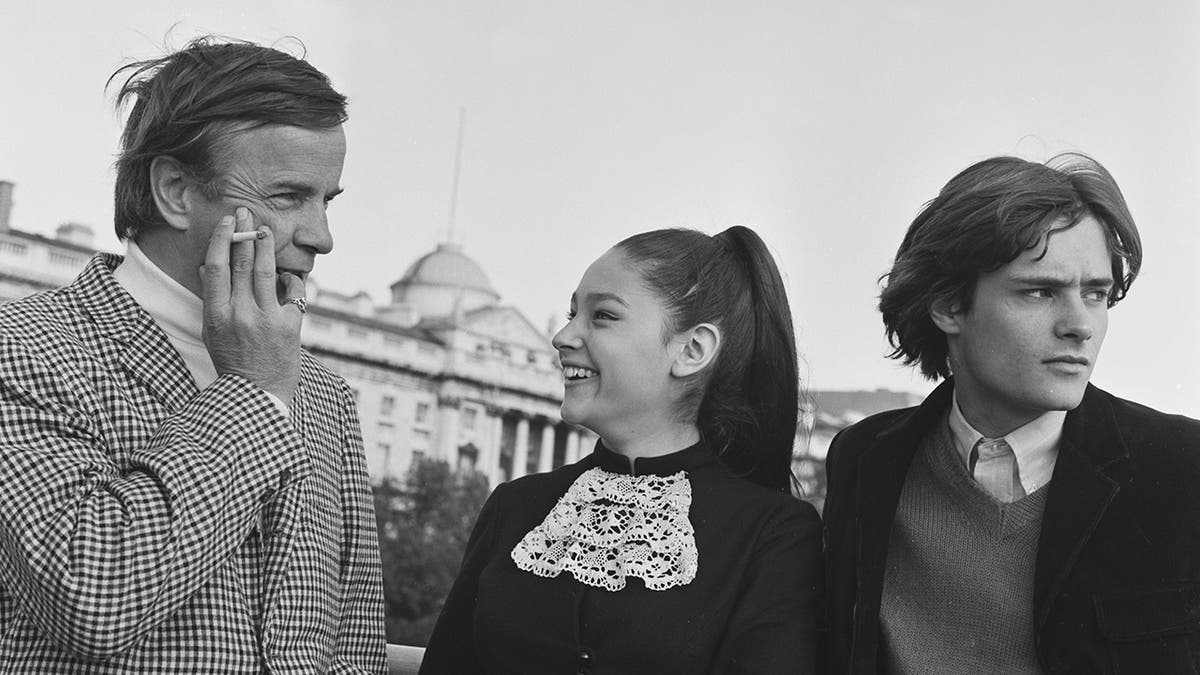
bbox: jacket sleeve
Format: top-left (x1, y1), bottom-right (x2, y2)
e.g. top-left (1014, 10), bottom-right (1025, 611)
top-left (0, 335), bottom-right (308, 661)
top-left (711, 498), bottom-right (825, 674)
top-left (419, 483), bottom-right (506, 675)
top-left (330, 381), bottom-right (388, 674)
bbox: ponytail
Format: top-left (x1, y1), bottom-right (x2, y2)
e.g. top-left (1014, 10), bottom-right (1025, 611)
top-left (616, 226), bottom-right (799, 492)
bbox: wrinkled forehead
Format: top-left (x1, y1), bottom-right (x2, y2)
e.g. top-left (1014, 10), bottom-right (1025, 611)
top-left (210, 121), bottom-right (346, 166)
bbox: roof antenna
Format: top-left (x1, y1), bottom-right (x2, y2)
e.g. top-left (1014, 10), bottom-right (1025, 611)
top-left (446, 107), bottom-right (466, 244)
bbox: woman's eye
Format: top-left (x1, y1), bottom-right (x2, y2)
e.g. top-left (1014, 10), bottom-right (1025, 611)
top-left (565, 310), bottom-right (576, 321)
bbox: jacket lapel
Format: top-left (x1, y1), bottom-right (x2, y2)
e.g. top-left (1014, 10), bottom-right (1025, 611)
top-left (71, 254), bottom-right (198, 412)
top-left (851, 379), bottom-right (956, 667)
top-left (1033, 385), bottom-right (1128, 633)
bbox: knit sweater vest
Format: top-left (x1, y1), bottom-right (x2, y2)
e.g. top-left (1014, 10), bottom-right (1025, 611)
top-left (879, 419), bottom-right (1048, 674)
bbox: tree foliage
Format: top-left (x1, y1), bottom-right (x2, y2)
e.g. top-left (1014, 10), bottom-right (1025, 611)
top-left (374, 457), bottom-right (491, 647)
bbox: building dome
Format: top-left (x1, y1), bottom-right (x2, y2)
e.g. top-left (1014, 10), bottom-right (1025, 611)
top-left (386, 242), bottom-right (500, 319)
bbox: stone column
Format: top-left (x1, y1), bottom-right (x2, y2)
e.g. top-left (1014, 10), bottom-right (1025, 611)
top-left (436, 395), bottom-right (460, 463)
top-left (511, 417), bottom-right (531, 480)
top-left (488, 409), bottom-right (505, 486)
top-left (565, 430), bottom-right (581, 465)
top-left (538, 422), bottom-right (556, 473)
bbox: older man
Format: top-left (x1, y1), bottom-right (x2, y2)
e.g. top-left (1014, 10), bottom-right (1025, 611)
top-left (823, 154), bottom-right (1200, 673)
top-left (0, 37), bottom-right (384, 671)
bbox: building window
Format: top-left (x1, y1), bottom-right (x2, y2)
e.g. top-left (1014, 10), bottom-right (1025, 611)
top-left (376, 441), bottom-right (393, 474)
top-left (415, 402), bottom-right (430, 424)
top-left (457, 443), bottom-right (479, 473)
top-left (380, 395), bottom-right (396, 417)
top-left (462, 407), bottom-right (478, 431)
top-left (377, 421), bottom-right (395, 438)
top-left (413, 428), bottom-right (431, 442)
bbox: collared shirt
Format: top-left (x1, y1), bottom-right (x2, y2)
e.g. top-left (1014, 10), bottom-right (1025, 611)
top-left (948, 392), bottom-right (1065, 495)
top-left (113, 241), bottom-right (288, 415)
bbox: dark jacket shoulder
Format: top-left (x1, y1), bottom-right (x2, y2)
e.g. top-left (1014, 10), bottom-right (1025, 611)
top-left (1096, 386), bottom-right (1200, 452)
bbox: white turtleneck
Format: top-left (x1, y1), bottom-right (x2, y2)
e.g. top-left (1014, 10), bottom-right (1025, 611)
top-left (112, 241), bottom-right (288, 415)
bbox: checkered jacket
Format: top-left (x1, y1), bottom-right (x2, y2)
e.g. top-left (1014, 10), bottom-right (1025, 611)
top-left (0, 255), bottom-right (385, 673)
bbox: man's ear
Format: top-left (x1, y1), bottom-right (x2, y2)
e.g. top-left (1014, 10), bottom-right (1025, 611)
top-left (671, 323), bottom-right (721, 378)
top-left (149, 156), bottom-right (197, 232)
top-left (929, 297), bottom-right (964, 336)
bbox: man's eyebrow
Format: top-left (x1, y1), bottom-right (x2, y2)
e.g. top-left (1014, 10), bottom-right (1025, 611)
top-left (267, 181), bottom-right (345, 200)
top-left (1010, 274), bottom-right (1114, 287)
top-left (584, 291), bottom-right (630, 307)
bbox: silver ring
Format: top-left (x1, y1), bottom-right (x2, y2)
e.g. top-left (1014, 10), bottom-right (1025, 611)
top-left (286, 297), bottom-right (308, 314)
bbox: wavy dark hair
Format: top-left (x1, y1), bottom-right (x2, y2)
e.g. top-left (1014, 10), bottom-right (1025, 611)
top-left (616, 226), bottom-right (799, 492)
top-left (108, 36), bottom-right (348, 241)
top-left (880, 153), bottom-right (1142, 380)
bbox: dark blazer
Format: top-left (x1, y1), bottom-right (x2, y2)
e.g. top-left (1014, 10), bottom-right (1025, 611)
top-left (823, 379), bottom-right (1200, 674)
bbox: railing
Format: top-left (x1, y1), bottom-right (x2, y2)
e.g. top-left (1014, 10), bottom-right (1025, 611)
top-left (386, 644), bottom-right (425, 674)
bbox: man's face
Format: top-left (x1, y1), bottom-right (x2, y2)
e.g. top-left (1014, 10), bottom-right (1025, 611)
top-left (937, 216), bottom-right (1114, 436)
top-left (185, 124), bottom-right (347, 301)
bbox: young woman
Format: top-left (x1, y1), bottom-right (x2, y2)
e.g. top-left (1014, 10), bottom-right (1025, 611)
top-left (420, 226), bottom-right (822, 674)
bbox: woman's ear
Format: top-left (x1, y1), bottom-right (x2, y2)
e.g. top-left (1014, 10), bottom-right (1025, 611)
top-left (149, 156), bottom-right (196, 232)
top-left (671, 323), bottom-right (721, 378)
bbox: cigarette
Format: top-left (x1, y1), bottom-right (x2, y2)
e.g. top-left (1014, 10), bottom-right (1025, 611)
top-left (231, 230), bottom-right (267, 243)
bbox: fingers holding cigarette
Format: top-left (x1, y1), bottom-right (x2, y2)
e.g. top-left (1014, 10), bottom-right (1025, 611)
top-left (229, 208), bottom-right (258, 302)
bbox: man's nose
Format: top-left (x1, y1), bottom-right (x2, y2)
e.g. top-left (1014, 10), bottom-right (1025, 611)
top-left (295, 207), bottom-right (334, 255)
top-left (1055, 295), bottom-right (1096, 341)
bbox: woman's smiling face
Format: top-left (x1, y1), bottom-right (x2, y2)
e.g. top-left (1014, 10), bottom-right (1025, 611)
top-left (551, 248), bottom-right (685, 440)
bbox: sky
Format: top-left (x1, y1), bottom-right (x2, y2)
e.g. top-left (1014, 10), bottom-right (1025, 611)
top-left (2, 0), bottom-right (1198, 417)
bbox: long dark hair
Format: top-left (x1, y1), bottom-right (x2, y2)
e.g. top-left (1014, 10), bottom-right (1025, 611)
top-left (880, 153), bottom-right (1142, 380)
top-left (617, 226), bottom-right (799, 492)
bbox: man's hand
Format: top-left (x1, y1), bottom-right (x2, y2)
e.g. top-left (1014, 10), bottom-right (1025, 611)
top-left (200, 207), bottom-right (304, 406)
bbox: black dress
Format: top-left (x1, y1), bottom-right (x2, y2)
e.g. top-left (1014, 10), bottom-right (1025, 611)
top-left (420, 440), bottom-right (823, 674)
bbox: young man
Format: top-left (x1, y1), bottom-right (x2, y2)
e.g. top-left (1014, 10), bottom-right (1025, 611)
top-left (0, 38), bottom-right (384, 670)
top-left (823, 155), bottom-right (1200, 673)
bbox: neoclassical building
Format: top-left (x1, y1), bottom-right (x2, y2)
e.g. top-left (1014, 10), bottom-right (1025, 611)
top-left (300, 241), bottom-right (595, 486)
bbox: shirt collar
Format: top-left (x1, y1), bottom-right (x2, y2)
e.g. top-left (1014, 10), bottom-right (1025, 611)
top-left (590, 438), bottom-right (720, 477)
top-left (949, 390), bottom-right (1066, 493)
top-left (111, 240), bottom-right (205, 348)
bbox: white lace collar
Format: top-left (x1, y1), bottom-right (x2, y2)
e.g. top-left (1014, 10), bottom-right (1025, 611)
top-left (511, 466), bottom-right (698, 592)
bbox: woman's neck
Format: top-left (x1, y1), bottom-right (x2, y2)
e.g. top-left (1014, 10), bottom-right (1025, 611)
top-left (602, 421), bottom-right (700, 471)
